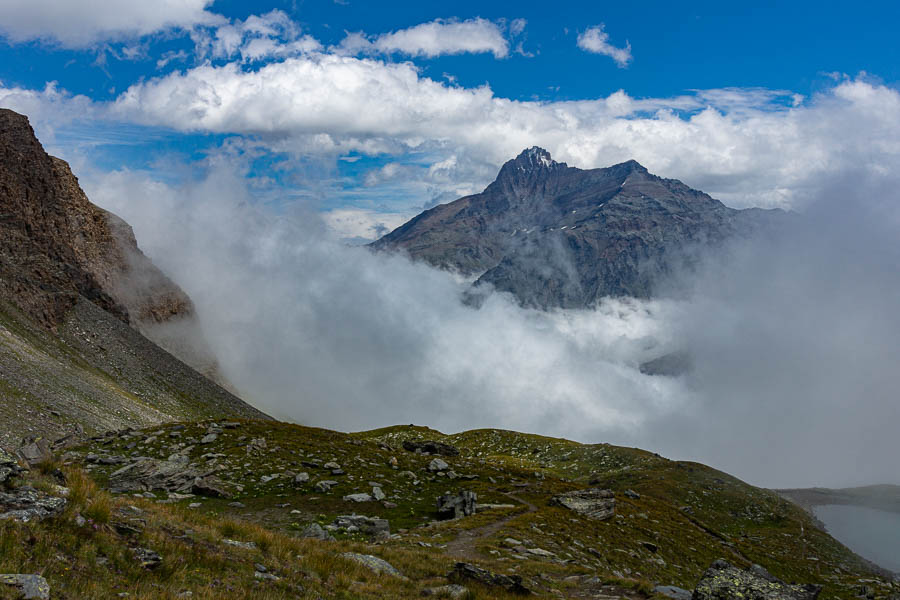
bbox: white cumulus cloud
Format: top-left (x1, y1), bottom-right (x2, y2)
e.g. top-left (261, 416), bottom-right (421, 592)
top-left (577, 24), bottom-right (632, 67)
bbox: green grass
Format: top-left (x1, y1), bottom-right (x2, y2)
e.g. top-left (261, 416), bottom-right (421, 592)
top-left (6, 418), bottom-right (889, 599)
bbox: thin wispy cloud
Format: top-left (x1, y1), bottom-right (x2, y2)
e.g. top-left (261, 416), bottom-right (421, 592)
top-left (335, 17), bottom-right (514, 59)
top-left (577, 24), bottom-right (632, 67)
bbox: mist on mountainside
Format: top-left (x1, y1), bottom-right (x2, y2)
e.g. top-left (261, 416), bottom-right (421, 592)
top-left (85, 164), bottom-right (900, 490)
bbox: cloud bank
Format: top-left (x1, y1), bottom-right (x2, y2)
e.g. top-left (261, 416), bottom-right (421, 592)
top-left (0, 0), bottom-right (219, 47)
top-left (82, 154), bottom-right (900, 490)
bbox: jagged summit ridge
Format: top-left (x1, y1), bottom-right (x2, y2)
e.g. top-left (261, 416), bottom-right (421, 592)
top-left (372, 147), bottom-right (784, 308)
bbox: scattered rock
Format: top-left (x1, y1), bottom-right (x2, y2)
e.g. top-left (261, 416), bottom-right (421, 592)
top-left (199, 433), bottom-right (217, 444)
top-left (0, 487), bottom-right (66, 522)
top-left (372, 486), bottom-right (386, 501)
top-left (428, 458), bottom-right (450, 472)
top-left (294, 472), bottom-right (310, 484)
top-left (437, 490), bottom-right (477, 519)
top-left (323, 462), bottom-right (340, 470)
top-left (526, 547), bottom-right (555, 557)
top-left (132, 547), bottom-right (162, 570)
top-left (422, 584), bottom-right (469, 598)
top-left (550, 488), bottom-right (615, 520)
top-left (402, 440), bottom-right (459, 456)
top-left (449, 562), bottom-right (530, 595)
top-left (693, 559), bottom-right (821, 600)
top-left (0, 574), bottom-right (51, 599)
top-left (342, 553), bottom-right (407, 579)
top-left (254, 571), bottom-right (279, 582)
top-left (624, 489), bottom-right (641, 499)
top-left (654, 585), bottom-right (692, 600)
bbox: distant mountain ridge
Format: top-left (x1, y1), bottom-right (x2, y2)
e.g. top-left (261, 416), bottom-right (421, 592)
top-left (372, 147), bottom-right (784, 308)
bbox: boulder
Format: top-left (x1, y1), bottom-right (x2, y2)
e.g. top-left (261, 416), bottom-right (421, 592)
top-left (550, 488), bottom-right (615, 520)
top-left (342, 553), bottom-right (407, 579)
top-left (428, 458), bottom-right (450, 472)
top-left (0, 574), bottom-right (50, 599)
top-left (402, 440), bottom-right (459, 456)
top-left (449, 562), bottom-right (530, 595)
top-left (693, 559), bottom-right (822, 600)
top-left (437, 490), bottom-right (477, 519)
top-left (15, 438), bottom-right (51, 468)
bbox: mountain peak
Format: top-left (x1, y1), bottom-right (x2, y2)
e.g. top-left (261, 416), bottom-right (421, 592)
top-left (515, 146), bottom-right (556, 168)
top-left (496, 146), bottom-right (566, 184)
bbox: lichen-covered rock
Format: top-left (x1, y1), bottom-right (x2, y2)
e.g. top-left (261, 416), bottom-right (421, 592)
top-left (550, 488), bottom-right (615, 520)
top-left (692, 559), bottom-right (822, 600)
top-left (342, 553), bottom-right (406, 579)
top-left (437, 490), bottom-right (477, 519)
top-left (0, 448), bottom-right (23, 484)
top-left (449, 562), bottom-right (531, 595)
top-left (0, 487), bottom-right (66, 522)
top-left (0, 574), bottom-right (51, 599)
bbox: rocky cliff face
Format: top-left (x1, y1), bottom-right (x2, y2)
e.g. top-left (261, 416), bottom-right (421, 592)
top-left (0, 108), bottom-right (220, 378)
top-left (372, 147), bottom-right (784, 308)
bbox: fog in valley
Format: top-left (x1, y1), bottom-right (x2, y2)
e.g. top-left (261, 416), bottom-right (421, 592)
top-left (85, 162), bottom-right (900, 491)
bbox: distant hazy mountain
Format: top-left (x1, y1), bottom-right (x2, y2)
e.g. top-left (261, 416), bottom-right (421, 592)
top-left (372, 147), bottom-right (784, 308)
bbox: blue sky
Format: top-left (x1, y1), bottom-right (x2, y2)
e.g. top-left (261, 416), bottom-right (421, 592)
top-left (1, 0), bottom-right (900, 240)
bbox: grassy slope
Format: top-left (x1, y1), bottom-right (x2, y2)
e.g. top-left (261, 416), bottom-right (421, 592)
top-left (1, 419), bottom-right (892, 599)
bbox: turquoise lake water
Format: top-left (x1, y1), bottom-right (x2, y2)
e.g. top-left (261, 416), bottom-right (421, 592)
top-left (813, 504), bottom-right (900, 573)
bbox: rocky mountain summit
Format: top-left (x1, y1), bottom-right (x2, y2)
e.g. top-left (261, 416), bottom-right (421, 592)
top-left (372, 147), bottom-right (784, 308)
top-left (0, 108), bottom-right (220, 375)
